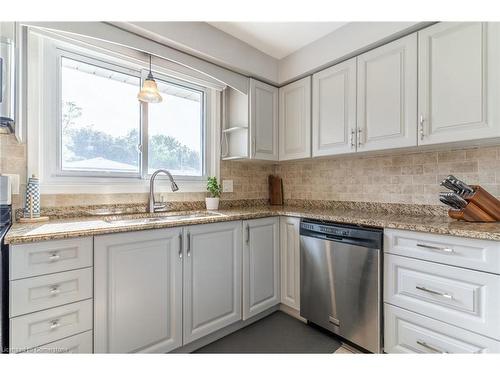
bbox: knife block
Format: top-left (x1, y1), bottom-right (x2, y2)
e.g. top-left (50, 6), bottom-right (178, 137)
top-left (447, 185), bottom-right (500, 222)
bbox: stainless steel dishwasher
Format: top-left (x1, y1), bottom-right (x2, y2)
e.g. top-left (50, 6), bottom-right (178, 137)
top-left (300, 219), bottom-right (382, 353)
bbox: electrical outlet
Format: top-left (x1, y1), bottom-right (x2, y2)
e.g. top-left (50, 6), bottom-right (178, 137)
top-left (222, 179), bottom-right (233, 193)
top-left (3, 174), bottom-right (20, 194)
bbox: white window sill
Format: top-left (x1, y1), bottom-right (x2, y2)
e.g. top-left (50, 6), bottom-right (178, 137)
top-left (39, 179), bottom-right (207, 195)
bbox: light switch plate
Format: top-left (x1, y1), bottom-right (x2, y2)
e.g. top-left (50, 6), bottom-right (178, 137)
top-left (222, 180), bottom-right (233, 193)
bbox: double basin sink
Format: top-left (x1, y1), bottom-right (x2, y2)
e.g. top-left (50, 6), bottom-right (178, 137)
top-left (103, 211), bottom-right (224, 226)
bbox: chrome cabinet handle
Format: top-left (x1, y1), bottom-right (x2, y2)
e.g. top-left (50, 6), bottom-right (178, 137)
top-left (187, 232), bottom-right (191, 257)
top-left (48, 252), bottom-right (60, 262)
top-left (350, 128), bottom-right (356, 148)
top-left (416, 285), bottom-right (453, 300)
top-left (252, 138), bottom-right (256, 158)
top-left (416, 243), bottom-right (454, 254)
top-left (179, 233), bottom-right (183, 259)
top-left (416, 340), bottom-right (447, 353)
top-left (246, 225), bottom-right (250, 244)
top-left (357, 128), bottom-right (363, 147)
top-left (419, 114), bottom-right (425, 140)
top-left (49, 319), bottom-right (60, 330)
top-left (49, 285), bottom-right (60, 296)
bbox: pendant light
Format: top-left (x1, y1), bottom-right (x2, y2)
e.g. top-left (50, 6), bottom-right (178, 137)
top-left (138, 54), bottom-right (163, 103)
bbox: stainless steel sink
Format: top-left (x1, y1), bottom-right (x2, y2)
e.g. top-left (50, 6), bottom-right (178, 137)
top-left (104, 211), bottom-right (223, 226)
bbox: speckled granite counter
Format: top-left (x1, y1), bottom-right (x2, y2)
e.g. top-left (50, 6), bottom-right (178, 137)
top-left (5, 205), bottom-right (500, 245)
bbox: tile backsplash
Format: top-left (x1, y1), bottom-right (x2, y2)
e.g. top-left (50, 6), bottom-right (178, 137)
top-left (3, 131), bottom-right (500, 211)
top-left (278, 146), bottom-right (500, 205)
top-left (0, 133), bottom-right (275, 210)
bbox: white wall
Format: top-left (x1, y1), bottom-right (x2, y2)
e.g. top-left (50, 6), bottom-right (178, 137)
top-left (113, 22), bottom-right (280, 84)
top-left (278, 22), bottom-right (430, 84)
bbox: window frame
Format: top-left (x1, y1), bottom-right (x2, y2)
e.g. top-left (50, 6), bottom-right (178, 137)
top-left (27, 30), bottom-right (221, 194)
top-left (140, 69), bottom-right (209, 181)
top-left (56, 49), bottom-right (144, 179)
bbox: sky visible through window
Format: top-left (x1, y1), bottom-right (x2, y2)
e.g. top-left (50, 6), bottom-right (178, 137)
top-left (60, 57), bottom-right (203, 176)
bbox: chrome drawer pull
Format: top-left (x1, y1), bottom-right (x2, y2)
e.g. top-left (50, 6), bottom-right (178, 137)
top-left (416, 285), bottom-right (453, 299)
top-left (48, 252), bottom-right (61, 262)
top-left (49, 285), bottom-right (60, 296)
top-left (416, 243), bottom-right (455, 253)
top-left (49, 319), bottom-right (60, 330)
top-left (416, 340), bottom-right (447, 354)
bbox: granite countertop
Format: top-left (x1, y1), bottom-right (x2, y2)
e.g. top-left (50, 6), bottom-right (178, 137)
top-left (5, 205), bottom-right (500, 245)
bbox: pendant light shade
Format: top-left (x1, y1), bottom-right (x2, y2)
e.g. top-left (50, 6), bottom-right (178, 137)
top-left (138, 55), bottom-right (163, 103)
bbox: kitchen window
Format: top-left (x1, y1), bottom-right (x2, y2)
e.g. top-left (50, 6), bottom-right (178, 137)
top-left (59, 53), bottom-right (207, 179)
top-left (28, 30), bottom-right (221, 194)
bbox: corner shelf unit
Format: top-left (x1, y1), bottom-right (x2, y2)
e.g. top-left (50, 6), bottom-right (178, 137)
top-left (221, 87), bottom-right (249, 161)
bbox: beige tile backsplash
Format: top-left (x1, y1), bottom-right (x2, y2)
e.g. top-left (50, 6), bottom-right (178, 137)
top-left (2, 130), bottom-right (500, 210)
top-left (277, 146), bottom-right (500, 205)
top-left (0, 133), bottom-right (275, 210)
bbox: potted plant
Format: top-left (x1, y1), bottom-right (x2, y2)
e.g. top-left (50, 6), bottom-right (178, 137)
top-left (206, 176), bottom-right (222, 210)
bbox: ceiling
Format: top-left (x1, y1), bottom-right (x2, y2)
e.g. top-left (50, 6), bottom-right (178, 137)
top-left (208, 22), bottom-right (348, 60)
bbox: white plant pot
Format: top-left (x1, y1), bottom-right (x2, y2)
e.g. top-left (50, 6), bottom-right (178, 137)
top-left (205, 197), bottom-right (220, 210)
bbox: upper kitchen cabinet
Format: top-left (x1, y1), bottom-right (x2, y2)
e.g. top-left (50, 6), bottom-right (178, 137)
top-left (183, 221), bottom-right (242, 344)
top-left (94, 228), bottom-right (183, 353)
top-left (279, 76), bottom-right (312, 160)
top-left (312, 58), bottom-right (357, 157)
top-left (357, 34), bottom-right (418, 152)
top-left (249, 79), bottom-right (279, 160)
top-left (418, 22), bottom-right (500, 145)
top-left (222, 79), bottom-right (278, 161)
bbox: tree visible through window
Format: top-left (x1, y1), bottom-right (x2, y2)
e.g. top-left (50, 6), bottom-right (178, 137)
top-left (60, 56), bottom-right (204, 177)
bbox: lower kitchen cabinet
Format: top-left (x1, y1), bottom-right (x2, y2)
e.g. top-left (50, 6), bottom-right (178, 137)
top-left (94, 228), bottom-right (183, 353)
top-left (243, 217), bottom-right (280, 320)
top-left (385, 304), bottom-right (500, 353)
top-left (183, 221), bottom-right (242, 344)
top-left (279, 217), bottom-right (300, 311)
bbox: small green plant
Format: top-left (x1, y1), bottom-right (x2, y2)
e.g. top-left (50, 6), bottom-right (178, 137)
top-left (206, 176), bottom-right (222, 198)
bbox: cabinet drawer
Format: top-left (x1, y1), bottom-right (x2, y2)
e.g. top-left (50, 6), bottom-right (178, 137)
top-left (19, 331), bottom-right (93, 354)
top-left (10, 268), bottom-right (93, 317)
top-left (385, 254), bottom-right (500, 340)
top-left (10, 237), bottom-right (93, 280)
top-left (10, 299), bottom-right (93, 352)
top-left (384, 229), bottom-right (500, 274)
top-left (385, 304), bottom-right (500, 353)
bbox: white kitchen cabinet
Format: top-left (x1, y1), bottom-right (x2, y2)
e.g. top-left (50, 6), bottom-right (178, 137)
top-left (94, 228), bottom-right (183, 353)
top-left (222, 79), bottom-right (278, 161)
top-left (279, 76), bottom-right (312, 160)
top-left (250, 78), bottom-right (279, 160)
top-left (312, 58), bottom-right (357, 157)
top-left (243, 217), bottom-right (280, 320)
top-left (418, 22), bottom-right (500, 145)
top-left (385, 304), bottom-right (500, 354)
top-left (183, 221), bottom-right (242, 344)
top-left (357, 34), bottom-right (418, 152)
top-left (279, 217), bottom-right (300, 310)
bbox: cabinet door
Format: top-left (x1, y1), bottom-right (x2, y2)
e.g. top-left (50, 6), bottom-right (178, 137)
top-left (243, 217), bottom-right (280, 320)
top-left (357, 34), bottom-right (417, 152)
top-left (183, 221), bottom-right (242, 344)
top-left (250, 79), bottom-right (278, 160)
top-left (279, 76), bottom-right (312, 160)
top-left (94, 228), bottom-right (182, 353)
top-left (312, 58), bottom-right (357, 156)
top-left (279, 217), bottom-right (300, 310)
top-left (418, 22), bottom-right (500, 145)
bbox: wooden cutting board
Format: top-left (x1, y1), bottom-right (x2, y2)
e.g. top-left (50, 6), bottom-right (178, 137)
top-left (269, 175), bottom-right (284, 206)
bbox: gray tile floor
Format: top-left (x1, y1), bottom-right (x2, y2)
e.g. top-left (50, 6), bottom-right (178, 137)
top-left (195, 311), bottom-right (342, 354)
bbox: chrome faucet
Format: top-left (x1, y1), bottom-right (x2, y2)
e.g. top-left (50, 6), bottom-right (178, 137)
top-left (149, 169), bottom-right (179, 213)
